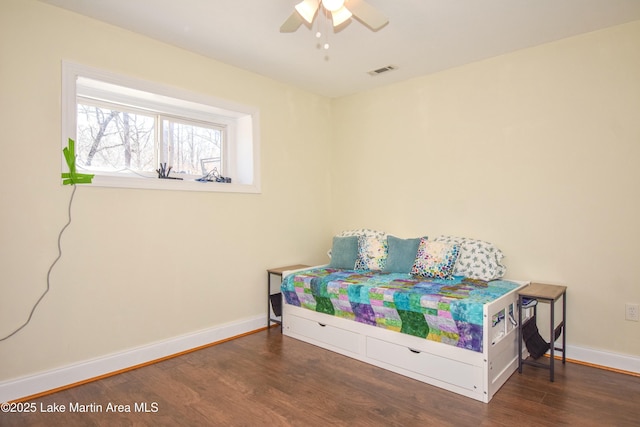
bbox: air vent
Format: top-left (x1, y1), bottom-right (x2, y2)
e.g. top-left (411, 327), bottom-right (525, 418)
top-left (368, 65), bottom-right (398, 76)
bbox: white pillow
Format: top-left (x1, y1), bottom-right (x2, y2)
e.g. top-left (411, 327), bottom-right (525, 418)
top-left (355, 234), bottom-right (388, 271)
top-left (431, 235), bottom-right (506, 281)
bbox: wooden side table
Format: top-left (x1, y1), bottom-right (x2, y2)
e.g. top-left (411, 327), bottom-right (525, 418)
top-left (267, 264), bottom-right (309, 328)
top-left (518, 282), bottom-right (567, 381)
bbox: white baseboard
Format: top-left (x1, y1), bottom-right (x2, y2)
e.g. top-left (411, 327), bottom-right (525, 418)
top-left (0, 315), bottom-right (264, 403)
top-left (564, 344), bottom-right (640, 374)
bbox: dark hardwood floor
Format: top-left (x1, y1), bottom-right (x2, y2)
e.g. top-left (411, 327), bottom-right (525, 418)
top-left (3, 328), bottom-right (639, 426)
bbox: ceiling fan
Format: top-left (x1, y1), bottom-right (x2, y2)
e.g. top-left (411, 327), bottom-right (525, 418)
top-left (280, 0), bottom-right (389, 33)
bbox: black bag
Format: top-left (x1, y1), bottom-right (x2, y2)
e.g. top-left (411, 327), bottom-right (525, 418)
top-left (269, 293), bottom-right (283, 317)
top-left (522, 316), bottom-right (549, 359)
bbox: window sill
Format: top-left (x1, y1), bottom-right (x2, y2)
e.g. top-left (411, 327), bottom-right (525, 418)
top-left (79, 175), bottom-right (261, 194)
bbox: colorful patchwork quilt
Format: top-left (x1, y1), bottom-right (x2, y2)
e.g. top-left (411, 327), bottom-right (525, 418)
top-left (281, 268), bottom-right (519, 353)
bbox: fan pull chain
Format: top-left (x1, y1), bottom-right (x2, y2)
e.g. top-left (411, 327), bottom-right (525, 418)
top-left (323, 7), bottom-right (330, 49)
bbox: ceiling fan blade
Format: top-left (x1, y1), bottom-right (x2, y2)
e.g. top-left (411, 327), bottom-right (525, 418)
top-left (295, 0), bottom-right (321, 24)
top-left (331, 6), bottom-right (352, 27)
top-left (280, 11), bottom-right (304, 33)
top-left (347, 0), bottom-right (388, 31)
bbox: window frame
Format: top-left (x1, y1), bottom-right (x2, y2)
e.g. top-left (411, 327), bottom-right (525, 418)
top-left (61, 61), bottom-right (261, 193)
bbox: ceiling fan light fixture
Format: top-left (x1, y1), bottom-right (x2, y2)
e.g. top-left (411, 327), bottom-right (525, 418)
top-left (295, 0), bottom-right (320, 24)
top-left (281, 0), bottom-right (389, 43)
top-left (321, 0), bottom-right (345, 12)
top-left (331, 6), bottom-right (352, 26)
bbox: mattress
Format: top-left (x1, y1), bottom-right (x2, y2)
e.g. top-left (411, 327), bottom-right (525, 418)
top-left (281, 267), bottom-right (519, 352)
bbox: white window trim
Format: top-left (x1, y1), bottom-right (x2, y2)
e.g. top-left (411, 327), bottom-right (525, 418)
top-left (61, 61), bottom-right (261, 193)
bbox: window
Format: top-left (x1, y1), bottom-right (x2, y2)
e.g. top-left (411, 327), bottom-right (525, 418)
top-left (62, 62), bottom-right (260, 193)
top-left (76, 99), bottom-right (224, 177)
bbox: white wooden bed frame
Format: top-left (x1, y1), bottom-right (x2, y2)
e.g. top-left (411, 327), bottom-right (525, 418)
top-left (281, 267), bottom-right (528, 403)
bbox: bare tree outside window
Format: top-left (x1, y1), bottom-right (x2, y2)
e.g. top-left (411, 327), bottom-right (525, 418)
top-left (76, 103), bottom-right (155, 173)
top-left (162, 119), bottom-right (222, 175)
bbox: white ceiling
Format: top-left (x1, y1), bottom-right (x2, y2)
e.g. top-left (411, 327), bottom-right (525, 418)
top-left (39, 0), bottom-right (640, 98)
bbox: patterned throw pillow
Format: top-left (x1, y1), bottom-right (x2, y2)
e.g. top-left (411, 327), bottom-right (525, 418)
top-left (431, 235), bottom-right (506, 281)
top-left (355, 234), bottom-right (388, 271)
top-left (411, 238), bottom-right (460, 279)
top-left (328, 228), bottom-right (386, 259)
top-left (338, 228), bottom-right (386, 240)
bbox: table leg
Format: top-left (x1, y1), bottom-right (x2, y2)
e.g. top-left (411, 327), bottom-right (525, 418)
top-left (518, 295), bottom-right (523, 373)
top-left (562, 292), bottom-right (566, 364)
top-left (267, 272), bottom-right (272, 328)
top-left (550, 300), bottom-right (555, 382)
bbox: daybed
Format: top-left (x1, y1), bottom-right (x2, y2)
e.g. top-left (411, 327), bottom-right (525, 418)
top-left (280, 230), bottom-right (527, 403)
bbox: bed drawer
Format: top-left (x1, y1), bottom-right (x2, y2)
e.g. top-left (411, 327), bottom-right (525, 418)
top-left (286, 314), bottom-right (361, 354)
top-left (366, 337), bottom-right (481, 391)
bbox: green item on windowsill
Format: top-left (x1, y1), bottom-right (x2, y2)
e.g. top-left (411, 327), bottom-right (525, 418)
top-left (61, 138), bottom-right (94, 185)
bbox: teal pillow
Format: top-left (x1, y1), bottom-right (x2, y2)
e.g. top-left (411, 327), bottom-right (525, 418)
top-left (382, 236), bottom-right (422, 273)
top-left (328, 236), bottom-right (358, 269)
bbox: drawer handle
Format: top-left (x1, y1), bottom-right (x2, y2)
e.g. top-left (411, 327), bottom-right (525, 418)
top-left (317, 322), bottom-right (327, 327)
top-left (408, 348), bottom-right (421, 354)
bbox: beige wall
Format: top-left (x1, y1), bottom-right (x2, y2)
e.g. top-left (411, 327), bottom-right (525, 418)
top-left (330, 21), bottom-right (640, 357)
top-left (0, 0), bottom-right (332, 381)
